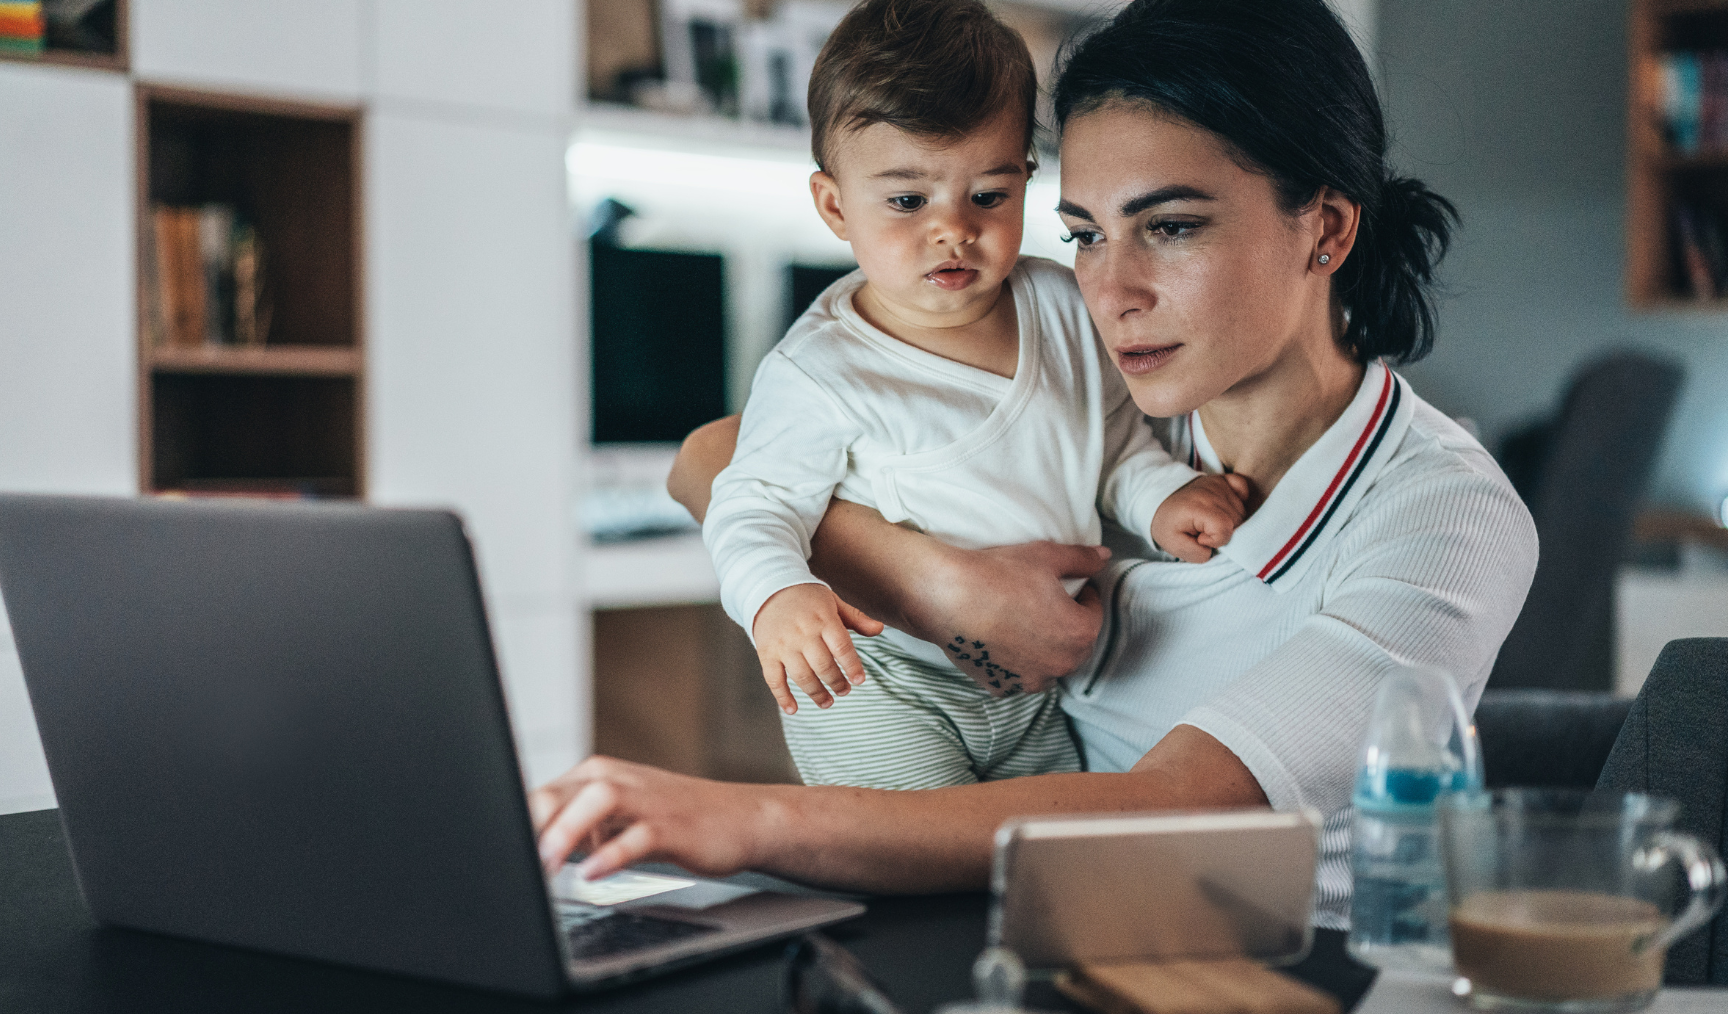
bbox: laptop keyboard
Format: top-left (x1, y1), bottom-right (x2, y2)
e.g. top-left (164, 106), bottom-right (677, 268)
top-left (558, 907), bottom-right (722, 961)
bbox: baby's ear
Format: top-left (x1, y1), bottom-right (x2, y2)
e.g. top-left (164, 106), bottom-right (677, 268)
top-left (809, 171), bottom-right (849, 242)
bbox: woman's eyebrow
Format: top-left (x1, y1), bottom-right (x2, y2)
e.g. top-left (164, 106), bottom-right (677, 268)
top-left (1056, 198), bottom-right (1095, 221)
top-left (1120, 185), bottom-right (1216, 216)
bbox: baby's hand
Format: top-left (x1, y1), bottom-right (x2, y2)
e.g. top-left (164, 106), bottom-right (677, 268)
top-left (752, 584), bottom-right (883, 715)
top-left (1150, 473), bottom-right (1252, 563)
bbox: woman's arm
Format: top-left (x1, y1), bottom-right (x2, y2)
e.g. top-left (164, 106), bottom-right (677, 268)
top-left (530, 724), bottom-right (1266, 891)
top-left (665, 416), bottom-right (739, 524)
top-left (668, 418), bottom-right (1112, 686)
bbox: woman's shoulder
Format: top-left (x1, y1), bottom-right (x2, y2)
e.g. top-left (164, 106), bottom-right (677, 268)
top-left (1341, 388), bottom-right (1537, 562)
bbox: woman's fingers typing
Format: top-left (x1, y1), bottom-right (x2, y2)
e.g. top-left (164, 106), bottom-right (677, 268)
top-left (577, 821), bottom-right (658, 882)
top-left (536, 776), bottom-right (619, 873)
top-left (530, 757), bottom-right (761, 882)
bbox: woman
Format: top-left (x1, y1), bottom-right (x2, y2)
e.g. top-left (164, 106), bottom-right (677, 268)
top-left (533, 0), bottom-right (1536, 931)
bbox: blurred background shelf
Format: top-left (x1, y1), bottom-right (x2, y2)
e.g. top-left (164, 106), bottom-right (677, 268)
top-left (0, 0), bottom-right (126, 72)
top-left (580, 100), bottom-right (809, 153)
top-left (148, 344), bottom-right (361, 377)
top-left (584, 533), bottom-right (719, 610)
top-left (1628, 0), bottom-right (1728, 304)
top-left (136, 85), bottom-right (363, 498)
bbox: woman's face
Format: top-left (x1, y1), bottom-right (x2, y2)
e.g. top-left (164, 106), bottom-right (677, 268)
top-left (1058, 102), bottom-right (1337, 417)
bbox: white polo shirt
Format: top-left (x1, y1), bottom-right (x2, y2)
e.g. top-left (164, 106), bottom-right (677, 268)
top-left (1063, 361), bottom-right (1539, 929)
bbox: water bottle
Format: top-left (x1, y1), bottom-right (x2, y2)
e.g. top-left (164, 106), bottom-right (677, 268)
top-left (1347, 667), bottom-right (1482, 972)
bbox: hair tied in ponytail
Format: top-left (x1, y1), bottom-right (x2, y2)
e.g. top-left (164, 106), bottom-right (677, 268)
top-left (1343, 177), bottom-right (1459, 364)
top-left (1053, 0), bottom-right (1461, 365)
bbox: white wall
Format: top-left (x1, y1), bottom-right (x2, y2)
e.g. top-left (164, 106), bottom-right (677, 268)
top-left (1328, 0), bottom-right (1377, 61)
top-left (0, 63), bottom-right (136, 814)
top-left (1382, 0), bottom-right (1728, 516)
top-left (0, 0), bottom-right (587, 810)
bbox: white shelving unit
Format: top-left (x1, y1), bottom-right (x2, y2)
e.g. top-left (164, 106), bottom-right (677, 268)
top-left (585, 535), bottom-right (720, 610)
top-left (0, 0), bottom-right (587, 810)
top-left (1617, 563), bottom-right (1728, 696)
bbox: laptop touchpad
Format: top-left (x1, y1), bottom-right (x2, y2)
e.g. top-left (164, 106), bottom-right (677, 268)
top-left (553, 868), bottom-right (758, 911)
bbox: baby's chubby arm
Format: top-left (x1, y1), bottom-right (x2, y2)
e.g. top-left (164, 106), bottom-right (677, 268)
top-left (1096, 391), bottom-right (1251, 563)
top-left (704, 353), bottom-right (884, 712)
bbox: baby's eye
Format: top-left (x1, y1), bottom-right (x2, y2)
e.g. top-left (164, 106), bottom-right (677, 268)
top-left (972, 191), bottom-right (1008, 209)
top-left (889, 195), bottom-right (926, 212)
top-left (1060, 229), bottom-right (1102, 248)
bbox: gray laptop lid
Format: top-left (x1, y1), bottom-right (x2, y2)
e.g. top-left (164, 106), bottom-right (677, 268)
top-left (0, 495), bottom-right (569, 998)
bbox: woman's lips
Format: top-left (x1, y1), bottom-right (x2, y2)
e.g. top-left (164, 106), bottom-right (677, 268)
top-left (925, 267), bottom-right (979, 291)
top-left (1115, 343), bottom-right (1181, 375)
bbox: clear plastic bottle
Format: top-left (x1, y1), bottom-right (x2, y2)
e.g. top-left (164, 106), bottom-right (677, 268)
top-left (1346, 667), bottom-right (1481, 972)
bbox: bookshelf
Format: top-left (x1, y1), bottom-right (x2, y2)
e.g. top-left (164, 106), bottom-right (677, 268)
top-left (1628, 0), bottom-right (1728, 306)
top-left (0, 0), bottom-right (127, 72)
top-left (579, 0), bottom-right (1105, 157)
top-left (137, 86), bottom-right (364, 498)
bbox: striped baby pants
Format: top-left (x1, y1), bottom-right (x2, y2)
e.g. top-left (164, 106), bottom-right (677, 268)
top-left (778, 633), bottom-right (1082, 789)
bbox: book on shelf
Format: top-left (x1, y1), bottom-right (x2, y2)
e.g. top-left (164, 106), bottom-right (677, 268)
top-left (1673, 202), bottom-right (1728, 301)
top-left (0, 1), bottom-right (44, 55)
top-left (606, 0), bottom-right (846, 123)
top-left (42, 0), bottom-right (118, 56)
top-left (1651, 50), bottom-right (1728, 156)
top-left (144, 204), bottom-right (272, 350)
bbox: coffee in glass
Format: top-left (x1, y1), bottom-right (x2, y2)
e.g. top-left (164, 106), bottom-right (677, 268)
top-left (1439, 790), bottom-right (1724, 1012)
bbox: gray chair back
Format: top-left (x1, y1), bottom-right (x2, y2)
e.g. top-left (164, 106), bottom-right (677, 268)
top-left (1596, 637), bottom-right (1728, 985)
top-left (1474, 690), bottom-right (1632, 789)
top-left (1490, 352), bottom-right (1682, 690)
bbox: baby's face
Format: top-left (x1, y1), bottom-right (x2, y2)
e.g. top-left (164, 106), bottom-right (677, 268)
top-left (812, 107), bottom-right (1029, 329)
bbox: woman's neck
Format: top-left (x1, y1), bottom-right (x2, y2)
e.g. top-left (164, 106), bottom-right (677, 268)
top-left (1196, 332), bottom-right (1364, 509)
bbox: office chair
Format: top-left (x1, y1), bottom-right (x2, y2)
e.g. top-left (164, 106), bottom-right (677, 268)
top-left (1596, 637), bottom-right (1728, 985)
top-left (1489, 352), bottom-right (1683, 691)
top-left (1474, 689), bottom-right (1633, 789)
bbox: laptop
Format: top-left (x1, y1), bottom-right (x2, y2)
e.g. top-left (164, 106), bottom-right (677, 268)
top-left (0, 494), bottom-right (862, 997)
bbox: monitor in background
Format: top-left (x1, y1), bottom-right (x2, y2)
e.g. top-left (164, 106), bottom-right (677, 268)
top-left (786, 262), bottom-right (856, 332)
top-left (590, 242), bottom-right (728, 445)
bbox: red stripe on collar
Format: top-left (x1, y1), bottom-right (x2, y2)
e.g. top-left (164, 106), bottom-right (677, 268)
top-left (1254, 367), bottom-right (1395, 581)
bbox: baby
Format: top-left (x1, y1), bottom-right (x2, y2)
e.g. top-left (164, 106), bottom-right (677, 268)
top-left (702, 0), bottom-right (1244, 789)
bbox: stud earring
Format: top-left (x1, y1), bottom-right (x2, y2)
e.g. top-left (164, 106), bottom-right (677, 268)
top-left (1317, 253), bottom-right (1331, 265)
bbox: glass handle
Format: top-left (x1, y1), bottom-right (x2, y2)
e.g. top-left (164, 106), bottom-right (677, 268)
top-left (972, 946), bottom-right (1026, 1007)
top-left (1635, 831), bottom-right (1728, 954)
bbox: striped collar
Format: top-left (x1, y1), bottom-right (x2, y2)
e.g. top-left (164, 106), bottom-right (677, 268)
top-left (1184, 360), bottom-right (1413, 590)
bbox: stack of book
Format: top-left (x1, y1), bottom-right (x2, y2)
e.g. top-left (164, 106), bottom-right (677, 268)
top-left (0, 1), bottom-right (43, 55)
top-left (1655, 51), bottom-right (1728, 155)
top-left (143, 204), bottom-right (272, 348)
top-left (1673, 202), bottom-right (1728, 301)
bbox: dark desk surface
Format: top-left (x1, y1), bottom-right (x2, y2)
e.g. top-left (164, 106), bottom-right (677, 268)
top-left (1, 808), bottom-right (1376, 1013)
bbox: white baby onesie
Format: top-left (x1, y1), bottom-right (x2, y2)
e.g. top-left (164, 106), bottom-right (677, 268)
top-left (704, 256), bottom-right (1198, 669)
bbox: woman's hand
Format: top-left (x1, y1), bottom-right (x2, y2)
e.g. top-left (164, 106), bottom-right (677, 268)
top-left (529, 755), bottom-right (773, 881)
top-left (915, 542), bottom-right (1112, 693)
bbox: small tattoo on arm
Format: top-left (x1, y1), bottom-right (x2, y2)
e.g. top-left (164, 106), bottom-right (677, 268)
top-left (946, 635), bottom-right (1026, 697)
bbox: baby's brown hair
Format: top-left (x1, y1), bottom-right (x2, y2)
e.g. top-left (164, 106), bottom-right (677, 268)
top-left (808, 0), bottom-right (1038, 173)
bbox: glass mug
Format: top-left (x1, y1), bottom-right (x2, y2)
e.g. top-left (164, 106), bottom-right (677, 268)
top-left (1439, 790), bottom-right (1726, 1012)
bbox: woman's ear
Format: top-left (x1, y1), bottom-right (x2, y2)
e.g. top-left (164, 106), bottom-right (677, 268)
top-left (1312, 186), bottom-right (1361, 275)
top-left (810, 171), bottom-right (849, 242)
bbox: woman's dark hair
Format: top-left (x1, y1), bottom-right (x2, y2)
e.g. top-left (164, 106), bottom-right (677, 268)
top-left (1052, 0), bottom-right (1456, 364)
